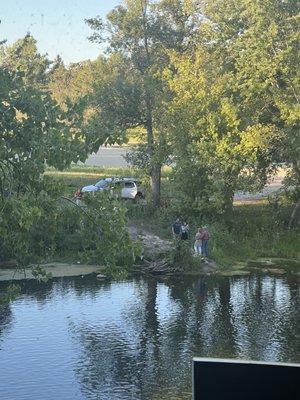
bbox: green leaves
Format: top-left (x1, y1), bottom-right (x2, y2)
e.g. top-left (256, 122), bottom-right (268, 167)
top-left (163, 0), bottom-right (300, 217)
top-left (0, 284), bottom-right (21, 304)
top-left (57, 192), bottom-right (138, 270)
top-left (0, 67), bottom-right (85, 195)
top-left (0, 179), bottom-right (137, 273)
top-left (1, 34), bottom-right (50, 87)
top-left (31, 266), bottom-right (52, 283)
top-left (0, 31), bottom-right (140, 275)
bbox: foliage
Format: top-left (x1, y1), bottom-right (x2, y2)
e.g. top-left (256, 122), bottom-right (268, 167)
top-left (0, 58), bottom-right (135, 275)
top-left (48, 58), bottom-right (95, 109)
top-left (0, 180), bottom-right (63, 266)
top-left (56, 192), bottom-right (138, 269)
top-left (0, 34), bottom-right (50, 87)
top-left (163, 0), bottom-right (299, 218)
top-left (83, 54), bottom-right (146, 148)
top-left (31, 266), bottom-right (52, 283)
top-left (0, 178), bottom-right (137, 273)
top-left (127, 196), bottom-right (299, 268)
top-left (0, 66), bottom-right (85, 198)
top-left (1, 1), bottom-right (299, 278)
top-left (167, 238), bottom-right (197, 271)
top-left (85, 0), bottom-right (299, 220)
top-left (201, 204), bottom-right (300, 267)
top-left (0, 284), bottom-right (21, 304)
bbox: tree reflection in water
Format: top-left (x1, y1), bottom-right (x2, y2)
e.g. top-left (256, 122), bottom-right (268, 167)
top-left (66, 275), bottom-right (298, 400)
top-left (0, 303), bottom-right (12, 350)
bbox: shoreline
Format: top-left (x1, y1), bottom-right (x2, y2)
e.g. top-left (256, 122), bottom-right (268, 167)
top-left (0, 262), bottom-right (104, 282)
top-left (0, 258), bottom-right (299, 282)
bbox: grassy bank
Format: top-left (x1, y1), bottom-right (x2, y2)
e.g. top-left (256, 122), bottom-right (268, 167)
top-left (46, 166), bottom-right (300, 270)
top-left (126, 202), bottom-right (300, 267)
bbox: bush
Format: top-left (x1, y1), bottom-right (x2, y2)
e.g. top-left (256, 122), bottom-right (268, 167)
top-left (0, 179), bottom-right (138, 274)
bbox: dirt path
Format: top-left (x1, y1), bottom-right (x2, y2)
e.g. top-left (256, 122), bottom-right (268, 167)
top-left (128, 224), bottom-right (172, 257)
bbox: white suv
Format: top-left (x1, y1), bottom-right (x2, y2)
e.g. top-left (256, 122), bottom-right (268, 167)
top-left (82, 178), bottom-right (144, 200)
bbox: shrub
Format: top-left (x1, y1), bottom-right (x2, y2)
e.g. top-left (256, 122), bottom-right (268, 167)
top-left (0, 179), bottom-right (138, 274)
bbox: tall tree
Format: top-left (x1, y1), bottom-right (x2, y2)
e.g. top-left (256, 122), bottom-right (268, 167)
top-left (165, 0), bottom-right (299, 218)
top-left (0, 34), bottom-right (50, 87)
top-left (48, 59), bottom-right (95, 107)
top-left (85, 0), bottom-right (197, 206)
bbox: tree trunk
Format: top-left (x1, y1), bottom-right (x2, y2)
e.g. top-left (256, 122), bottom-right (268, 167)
top-left (288, 161), bottom-right (300, 229)
top-left (223, 186), bottom-right (234, 223)
top-left (151, 163), bottom-right (161, 207)
top-left (145, 89), bottom-right (161, 207)
top-left (288, 197), bottom-right (300, 229)
top-left (142, 2), bottom-right (161, 207)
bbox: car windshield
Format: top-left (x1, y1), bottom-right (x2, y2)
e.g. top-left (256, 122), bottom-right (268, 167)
top-left (95, 179), bottom-right (109, 188)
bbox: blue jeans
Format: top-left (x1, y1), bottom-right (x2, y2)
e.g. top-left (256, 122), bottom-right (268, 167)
top-left (201, 239), bottom-right (209, 257)
top-left (194, 243), bottom-right (202, 254)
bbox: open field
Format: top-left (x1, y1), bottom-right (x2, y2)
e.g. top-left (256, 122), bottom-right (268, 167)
top-left (45, 166), bottom-right (135, 191)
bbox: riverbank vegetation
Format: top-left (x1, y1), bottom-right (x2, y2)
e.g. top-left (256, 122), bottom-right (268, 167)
top-left (47, 165), bottom-right (299, 269)
top-left (0, 0), bottom-right (299, 279)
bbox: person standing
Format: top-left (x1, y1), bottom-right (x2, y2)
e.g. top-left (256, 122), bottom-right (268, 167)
top-left (199, 226), bottom-right (211, 258)
top-left (172, 218), bottom-right (182, 239)
top-left (181, 222), bottom-right (189, 240)
top-left (74, 187), bottom-right (83, 205)
top-left (194, 228), bottom-right (202, 255)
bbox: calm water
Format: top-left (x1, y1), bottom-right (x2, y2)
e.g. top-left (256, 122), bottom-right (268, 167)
top-left (0, 274), bottom-right (299, 400)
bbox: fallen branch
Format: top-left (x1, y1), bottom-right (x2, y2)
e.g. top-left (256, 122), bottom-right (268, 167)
top-left (138, 258), bottom-right (179, 274)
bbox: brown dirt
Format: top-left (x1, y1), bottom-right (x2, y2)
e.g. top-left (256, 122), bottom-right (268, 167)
top-left (128, 224), bottom-right (172, 257)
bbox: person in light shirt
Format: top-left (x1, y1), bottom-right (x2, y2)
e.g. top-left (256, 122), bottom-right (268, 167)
top-left (194, 228), bottom-right (202, 255)
top-left (74, 187), bottom-right (83, 205)
top-left (181, 222), bottom-right (189, 240)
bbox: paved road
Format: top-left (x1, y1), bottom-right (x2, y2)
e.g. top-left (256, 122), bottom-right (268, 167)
top-left (85, 147), bottom-right (129, 168)
top-left (234, 179), bottom-right (283, 202)
top-left (84, 147), bottom-right (283, 200)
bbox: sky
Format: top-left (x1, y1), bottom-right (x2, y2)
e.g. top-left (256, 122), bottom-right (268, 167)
top-left (1, 0), bottom-right (121, 64)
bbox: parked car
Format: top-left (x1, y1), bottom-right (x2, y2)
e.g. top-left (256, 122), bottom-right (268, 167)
top-left (81, 178), bottom-right (112, 193)
top-left (82, 177), bottom-right (144, 200)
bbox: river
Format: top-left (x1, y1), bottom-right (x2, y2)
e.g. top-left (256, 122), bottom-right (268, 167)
top-left (0, 274), bottom-right (299, 400)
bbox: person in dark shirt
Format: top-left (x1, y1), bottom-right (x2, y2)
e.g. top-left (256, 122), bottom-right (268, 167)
top-left (172, 218), bottom-right (182, 239)
top-left (199, 226), bottom-right (211, 258)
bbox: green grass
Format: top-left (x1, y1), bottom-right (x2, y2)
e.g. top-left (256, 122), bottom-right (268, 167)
top-left (45, 166), bottom-right (138, 194)
top-left (209, 204), bottom-right (300, 267)
top-left (45, 165), bottom-right (172, 195)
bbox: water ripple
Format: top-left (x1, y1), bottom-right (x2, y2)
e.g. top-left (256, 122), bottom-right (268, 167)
top-left (0, 274), bottom-right (298, 400)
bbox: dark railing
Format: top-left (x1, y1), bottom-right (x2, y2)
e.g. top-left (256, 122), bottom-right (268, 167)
top-left (193, 358), bottom-right (299, 400)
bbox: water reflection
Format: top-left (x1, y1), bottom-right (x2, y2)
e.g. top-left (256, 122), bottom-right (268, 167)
top-left (68, 275), bottom-right (299, 399)
top-left (0, 274), bottom-right (298, 400)
top-left (0, 303), bottom-right (12, 350)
